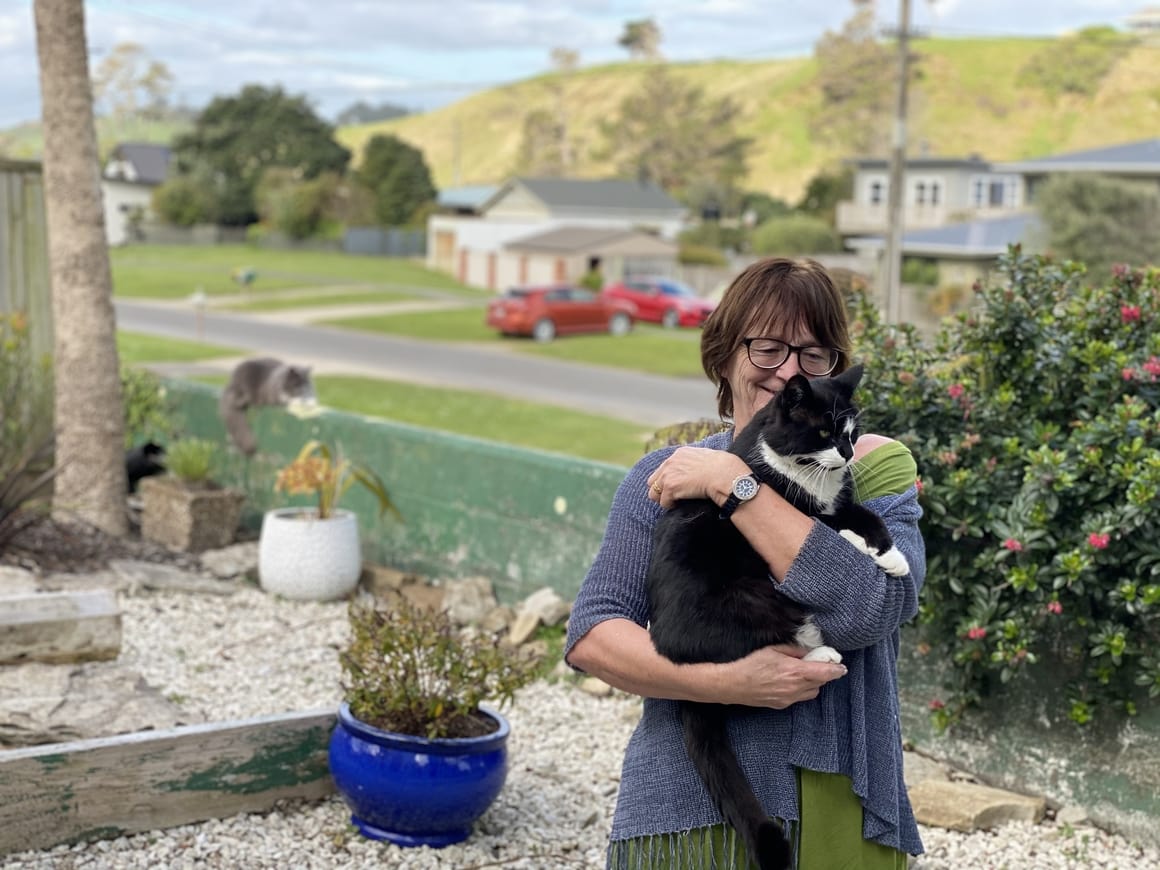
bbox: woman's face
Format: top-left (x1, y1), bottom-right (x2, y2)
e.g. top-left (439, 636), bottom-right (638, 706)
top-left (723, 317), bottom-right (824, 432)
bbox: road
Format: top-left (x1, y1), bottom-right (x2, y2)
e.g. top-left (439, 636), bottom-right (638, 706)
top-left (114, 299), bottom-right (720, 428)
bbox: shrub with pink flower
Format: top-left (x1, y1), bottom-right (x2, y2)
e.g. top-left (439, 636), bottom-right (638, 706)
top-left (848, 249), bottom-right (1160, 732)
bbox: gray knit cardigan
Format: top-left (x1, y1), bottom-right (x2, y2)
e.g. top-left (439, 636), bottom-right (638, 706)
top-left (564, 431), bottom-right (926, 856)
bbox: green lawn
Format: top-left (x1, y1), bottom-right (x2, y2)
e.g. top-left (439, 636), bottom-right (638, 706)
top-left (323, 309), bottom-right (706, 377)
top-left (193, 372), bottom-right (649, 467)
top-left (117, 331), bottom-right (241, 364)
top-left (110, 245), bottom-right (480, 300)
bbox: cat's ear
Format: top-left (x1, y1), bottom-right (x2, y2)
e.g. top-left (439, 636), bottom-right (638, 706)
top-left (835, 364), bottom-right (864, 394)
top-left (782, 374), bottom-right (812, 408)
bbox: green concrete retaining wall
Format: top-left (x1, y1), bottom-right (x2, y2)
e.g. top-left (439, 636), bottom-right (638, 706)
top-left (164, 380), bottom-right (1159, 846)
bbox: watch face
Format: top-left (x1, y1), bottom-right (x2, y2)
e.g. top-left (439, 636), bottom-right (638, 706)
top-left (733, 475), bottom-right (759, 501)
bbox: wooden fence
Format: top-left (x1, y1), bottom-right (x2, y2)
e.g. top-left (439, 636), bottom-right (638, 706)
top-left (0, 159), bottom-right (53, 363)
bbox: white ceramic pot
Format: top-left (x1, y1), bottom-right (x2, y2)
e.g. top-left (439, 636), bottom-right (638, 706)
top-left (258, 508), bottom-right (362, 601)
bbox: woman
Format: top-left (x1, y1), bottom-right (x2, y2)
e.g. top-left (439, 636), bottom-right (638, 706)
top-left (565, 258), bottom-right (925, 868)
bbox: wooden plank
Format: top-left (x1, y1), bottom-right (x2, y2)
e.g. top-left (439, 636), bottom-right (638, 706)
top-left (0, 708), bottom-right (337, 856)
top-left (0, 589), bottom-right (122, 665)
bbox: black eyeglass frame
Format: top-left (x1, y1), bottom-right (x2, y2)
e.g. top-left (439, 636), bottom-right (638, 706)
top-left (741, 337), bottom-right (839, 376)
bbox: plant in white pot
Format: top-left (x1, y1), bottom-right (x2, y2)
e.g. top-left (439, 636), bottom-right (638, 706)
top-left (328, 596), bottom-right (541, 847)
top-left (258, 439), bottom-right (401, 601)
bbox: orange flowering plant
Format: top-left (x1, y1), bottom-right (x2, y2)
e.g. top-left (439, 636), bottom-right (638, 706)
top-left (274, 440), bottom-right (401, 521)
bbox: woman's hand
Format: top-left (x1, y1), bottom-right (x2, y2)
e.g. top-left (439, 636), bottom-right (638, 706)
top-left (718, 644), bottom-right (847, 709)
top-left (647, 446), bottom-right (749, 508)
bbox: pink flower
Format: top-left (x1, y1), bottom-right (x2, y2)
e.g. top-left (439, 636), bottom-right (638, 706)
top-left (1046, 601), bottom-right (1063, 615)
top-left (1121, 305), bottom-right (1141, 323)
top-left (915, 477), bottom-right (924, 494)
top-left (898, 371), bottom-right (915, 385)
top-left (1144, 356), bottom-right (1160, 378)
top-left (929, 698), bottom-right (945, 711)
top-left (1088, 532), bottom-right (1110, 550)
top-left (947, 383), bottom-right (965, 399)
top-left (1123, 368), bottom-right (1136, 381)
top-left (1003, 538), bottom-right (1023, 552)
top-left (967, 626), bottom-right (987, 640)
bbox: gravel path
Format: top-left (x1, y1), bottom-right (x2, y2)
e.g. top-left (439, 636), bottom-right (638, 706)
top-left (4, 585), bottom-right (1158, 869)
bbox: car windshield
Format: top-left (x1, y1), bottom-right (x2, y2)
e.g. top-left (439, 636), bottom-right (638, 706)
top-left (657, 280), bottom-right (697, 298)
top-left (503, 288), bottom-right (532, 299)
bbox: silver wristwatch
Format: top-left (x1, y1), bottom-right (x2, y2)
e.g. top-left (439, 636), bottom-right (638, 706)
top-left (719, 472), bottom-right (760, 520)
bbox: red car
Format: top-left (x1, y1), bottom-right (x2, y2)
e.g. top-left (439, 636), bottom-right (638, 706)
top-left (486, 285), bottom-right (635, 342)
top-left (601, 276), bottom-right (716, 328)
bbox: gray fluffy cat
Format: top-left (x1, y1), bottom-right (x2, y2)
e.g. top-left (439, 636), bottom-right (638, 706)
top-left (219, 358), bottom-right (317, 456)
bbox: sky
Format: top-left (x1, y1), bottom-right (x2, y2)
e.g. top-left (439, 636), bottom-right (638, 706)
top-left (0, 0), bottom-right (1151, 130)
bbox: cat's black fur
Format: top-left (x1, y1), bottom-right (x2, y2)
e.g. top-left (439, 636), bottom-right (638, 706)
top-left (219, 358), bottom-right (317, 456)
top-left (125, 441), bottom-right (166, 493)
top-left (645, 364), bottom-right (908, 870)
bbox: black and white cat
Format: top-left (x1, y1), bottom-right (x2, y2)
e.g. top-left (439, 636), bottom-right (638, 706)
top-left (645, 363), bottom-right (909, 870)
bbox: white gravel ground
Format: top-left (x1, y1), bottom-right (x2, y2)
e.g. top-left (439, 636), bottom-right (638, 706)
top-left (4, 585), bottom-right (1158, 869)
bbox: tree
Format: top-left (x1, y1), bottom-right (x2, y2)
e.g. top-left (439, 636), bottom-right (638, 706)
top-left (795, 167), bottom-right (854, 226)
top-left (91, 42), bottom-right (174, 123)
top-left (355, 134), bottom-right (437, 226)
top-left (170, 85), bottom-right (350, 226)
top-left (1036, 173), bottom-right (1160, 277)
top-left (811, 2), bottom-right (904, 156)
top-left (34, 0), bottom-right (128, 534)
top-left (254, 167), bottom-right (343, 239)
top-left (599, 65), bottom-right (751, 208)
top-left (515, 48), bottom-right (584, 177)
top-left (618, 18), bottom-right (662, 60)
top-left (335, 100), bottom-right (411, 126)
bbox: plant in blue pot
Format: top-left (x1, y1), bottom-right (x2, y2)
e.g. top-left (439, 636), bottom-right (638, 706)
top-left (329, 595), bottom-right (541, 847)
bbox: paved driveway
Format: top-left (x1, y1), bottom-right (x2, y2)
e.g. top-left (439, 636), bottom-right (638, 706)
top-left (115, 299), bottom-right (719, 428)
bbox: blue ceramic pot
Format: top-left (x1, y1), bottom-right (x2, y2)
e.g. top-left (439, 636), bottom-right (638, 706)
top-left (328, 701), bottom-right (510, 847)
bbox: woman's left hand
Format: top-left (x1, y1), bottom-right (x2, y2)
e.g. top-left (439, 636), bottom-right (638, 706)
top-left (646, 446), bottom-right (749, 508)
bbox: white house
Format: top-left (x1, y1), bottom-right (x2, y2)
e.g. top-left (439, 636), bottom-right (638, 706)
top-left (101, 142), bottom-right (172, 245)
top-left (427, 177), bottom-right (687, 290)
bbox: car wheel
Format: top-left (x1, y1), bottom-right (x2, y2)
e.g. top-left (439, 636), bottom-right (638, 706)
top-left (532, 318), bottom-right (556, 342)
top-left (608, 312), bottom-right (632, 337)
top-left (662, 308), bottom-right (680, 329)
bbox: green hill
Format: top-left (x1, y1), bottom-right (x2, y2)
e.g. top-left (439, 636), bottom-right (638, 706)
top-left (8, 36), bottom-right (1160, 203)
top-left (338, 36), bottom-right (1160, 202)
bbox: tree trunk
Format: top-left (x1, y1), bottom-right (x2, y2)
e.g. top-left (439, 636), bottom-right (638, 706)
top-left (34, 0), bottom-right (128, 535)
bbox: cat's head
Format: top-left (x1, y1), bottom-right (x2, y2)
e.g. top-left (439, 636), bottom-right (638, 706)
top-left (752, 364), bottom-right (864, 468)
top-left (278, 365), bottom-right (317, 402)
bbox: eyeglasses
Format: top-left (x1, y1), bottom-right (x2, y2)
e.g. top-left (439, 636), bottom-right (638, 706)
top-left (742, 338), bottom-right (839, 376)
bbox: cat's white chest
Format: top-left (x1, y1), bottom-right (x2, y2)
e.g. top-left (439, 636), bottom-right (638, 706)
top-left (757, 443), bottom-right (846, 514)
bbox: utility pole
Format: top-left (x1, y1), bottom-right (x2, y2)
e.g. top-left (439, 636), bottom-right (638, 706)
top-left (882, 0), bottom-right (912, 325)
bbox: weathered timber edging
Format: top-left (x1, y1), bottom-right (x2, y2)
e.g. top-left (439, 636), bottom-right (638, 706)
top-left (0, 708), bottom-right (335, 856)
top-left (0, 589), bottom-right (122, 665)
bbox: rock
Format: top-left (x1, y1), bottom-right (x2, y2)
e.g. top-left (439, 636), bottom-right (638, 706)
top-left (109, 560), bottom-right (238, 595)
top-left (579, 677), bottom-right (613, 698)
top-left (442, 576), bottom-right (498, 625)
top-left (903, 750), bottom-right (953, 789)
top-left (40, 570), bottom-right (128, 593)
top-left (1056, 804), bottom-right (1090, 826)
top-left (0, 566), bottom-right (39, 593)
top-left (360, 564), bottom-right (420, 596)
top-left (399, 581), bottom-right (444, 612)
top-left (518, 586), bottom-right (571, 627)
top-left (508, 609), bottom-right (541, 646)
top-left (908, 779), bottom-right (1046, 832)
top-left (198, 542), bottom-right (259, 579)
top-left (479, 604), bottom-right (515, 635)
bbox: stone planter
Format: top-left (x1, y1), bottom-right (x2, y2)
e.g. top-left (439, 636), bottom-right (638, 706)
top-left (138, 476), bottom-right (245, 553)
top-left (257, 508), bottom-right (362, 601)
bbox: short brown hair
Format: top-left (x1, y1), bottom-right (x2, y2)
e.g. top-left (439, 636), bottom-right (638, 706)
top-left (701, 257), bottom-right (852, 420)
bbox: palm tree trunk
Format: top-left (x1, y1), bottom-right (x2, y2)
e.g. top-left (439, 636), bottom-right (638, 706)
top-left (34, 0), bottom-right (128, 534)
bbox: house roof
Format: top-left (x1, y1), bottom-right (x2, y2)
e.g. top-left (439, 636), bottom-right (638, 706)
top-left (104, 142), bottom-right (172, 185)
top-left (847, 155), bottom-right (991, 172)
top-left (436, 184), bottom-right (499, 212)
top-left (482, 177), bottom-right (685, 215)
top-left (995, 139), bottom-right (1160, 174)
top-left (850, 213), bottom-right (1041, 259)
top-left (504, 226), bottom-right (677, 256)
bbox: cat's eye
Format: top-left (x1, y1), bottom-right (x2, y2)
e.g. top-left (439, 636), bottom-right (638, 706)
top-left (819, 429), bottom-right (831, 438)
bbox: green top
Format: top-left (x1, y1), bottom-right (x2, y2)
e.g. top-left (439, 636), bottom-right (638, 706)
top-left (853, 440), bottom-right (918, 502)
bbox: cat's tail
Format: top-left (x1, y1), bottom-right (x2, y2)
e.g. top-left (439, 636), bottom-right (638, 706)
top-left (679, 702), bottom-right (792, 870)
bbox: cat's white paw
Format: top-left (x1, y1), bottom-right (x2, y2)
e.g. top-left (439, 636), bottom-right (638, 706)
top-left (803, 645), bottom-right (843, 664)
top-left (839, 529), bottom-right (873, 555)
top-left (875, 546), bottom-right (910, 577)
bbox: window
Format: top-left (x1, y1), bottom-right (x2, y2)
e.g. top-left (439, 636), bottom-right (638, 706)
top-left (915, 181), bottom-right (926, 205)
top-left (971, 175), bottom-right (1020, 208)
top-left (869, 180), bottom-right (884, 205)
top-left (930, 182), bottom-right (941, 206)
